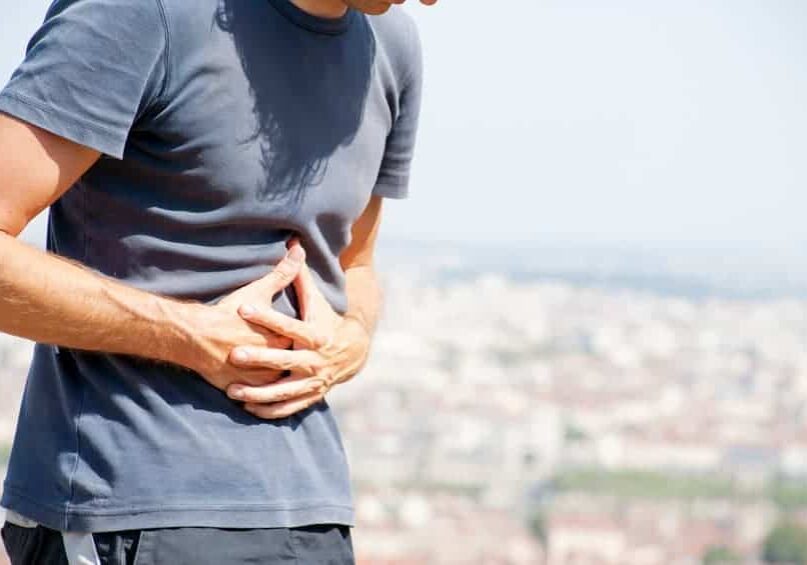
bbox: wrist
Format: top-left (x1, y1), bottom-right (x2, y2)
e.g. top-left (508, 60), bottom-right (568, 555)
top-left (148, 298), bottom-right (209, 371)
top-left (342, 312), bottom-right (372, 341)
top-left (334, 314), bottom-right (372, 382)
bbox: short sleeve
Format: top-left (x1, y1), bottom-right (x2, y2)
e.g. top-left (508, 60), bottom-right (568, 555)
top-left (371, 23), bottom-right (423, 200)
top-left (0, 0), bottom-right (169, 159)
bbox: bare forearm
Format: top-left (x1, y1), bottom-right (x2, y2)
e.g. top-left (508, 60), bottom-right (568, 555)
top-left (343, 264), bottom-right (382, 337)
top-left (0, 232), bottom-right (197, 366)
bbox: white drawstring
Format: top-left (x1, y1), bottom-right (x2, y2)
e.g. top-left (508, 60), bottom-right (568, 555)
top-left (61, 531), bottom-right (102, 565)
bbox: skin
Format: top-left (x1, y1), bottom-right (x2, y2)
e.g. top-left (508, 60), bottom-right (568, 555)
top-left (0, 114), bottom-right (379, 419)
top-left (0, 0), bottom-right (435, 419)
top-left (294, 0), bottom-right (438, 18)
top-left (219, 1), bottom-right (434, 416)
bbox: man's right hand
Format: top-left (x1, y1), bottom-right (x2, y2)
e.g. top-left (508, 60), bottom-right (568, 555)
top-left (177, 245), bottom-right (306, 392)
top-left (0, 114), bottom-right (305, 397)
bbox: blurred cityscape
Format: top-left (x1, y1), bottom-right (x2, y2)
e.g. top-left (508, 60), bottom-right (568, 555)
top-left (2, 242), bottom-right (807, 564)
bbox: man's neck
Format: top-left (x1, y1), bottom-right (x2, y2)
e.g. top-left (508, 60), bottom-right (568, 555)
top-left (289, 0), bottom-right (349, 19)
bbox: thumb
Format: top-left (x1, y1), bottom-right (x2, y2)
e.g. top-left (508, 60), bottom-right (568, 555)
top-left (253, 245), bottom-right (306, 295)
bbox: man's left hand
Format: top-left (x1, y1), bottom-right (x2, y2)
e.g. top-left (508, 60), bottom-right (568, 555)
top-left (225, 241), bottom-right (371, 419)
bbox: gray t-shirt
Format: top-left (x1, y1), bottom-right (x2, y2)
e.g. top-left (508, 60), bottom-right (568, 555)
top-left (0, 0), bottom-right (421, 532)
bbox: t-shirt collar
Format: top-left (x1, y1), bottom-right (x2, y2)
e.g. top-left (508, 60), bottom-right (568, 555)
top-left (267, 0), bottom-right (355, 35)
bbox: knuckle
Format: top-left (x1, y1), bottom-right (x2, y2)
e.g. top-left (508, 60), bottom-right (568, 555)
top-left (243, 307), bottom-right (266, 322)
top-left (232, 353), bottom-right (252, 367)
top-left (246, 310), bottom-right (268, 325)
top-left (277, 390), bottom-right (294, 402)
top-left (246, 353), bottom-right (268, 368)
top-left (241, 391), bottom-right (260, 403)
top-left (241, 353), bottom-right (262, 368)
top-left (249, 388), bottom-right (270, 400)
top-left (265, 272), bottom-right (289, 289)
top-left (311, 378), bottom-right (328, 396)
top-left (275, 263), bottom-right (299, 280)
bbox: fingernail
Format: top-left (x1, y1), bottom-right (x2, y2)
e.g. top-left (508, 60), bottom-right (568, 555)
top-left (239, 304), bottom-right (256, 317)
top-left (229, 386), bottom-right (245, 400)
top-left (288, 246), bottom-right (304, 263)
top-left (233, 349), bottom-right (250, 362)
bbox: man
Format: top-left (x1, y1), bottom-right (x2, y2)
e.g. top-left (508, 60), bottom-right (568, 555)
top-left (0, 0), bottom-right (434, 562)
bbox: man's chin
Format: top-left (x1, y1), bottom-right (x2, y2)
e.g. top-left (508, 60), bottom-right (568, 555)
top-left (352, 1), bottom-right (393, 15)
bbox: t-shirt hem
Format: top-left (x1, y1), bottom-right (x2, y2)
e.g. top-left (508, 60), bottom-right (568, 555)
top-left (1, 486), bottom-right (355, 532)
top-left (0, 91), bottom-right (127, 159)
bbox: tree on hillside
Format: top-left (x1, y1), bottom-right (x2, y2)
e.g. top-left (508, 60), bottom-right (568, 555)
top-left (762, 522), bottom-right (807, 564)
top-left (703, 545), bottom-right (740, 565)
top-left (527, 511), bottom-right (548, 548)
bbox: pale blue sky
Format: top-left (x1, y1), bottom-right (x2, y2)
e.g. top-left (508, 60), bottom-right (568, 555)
top-left (2, 1), bottom-right (805, 252)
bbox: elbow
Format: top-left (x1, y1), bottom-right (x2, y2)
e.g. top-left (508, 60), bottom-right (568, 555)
top-left (0, 227), bottom-right (21, 241)
top-left (0, 211), bottom-right (29, 238)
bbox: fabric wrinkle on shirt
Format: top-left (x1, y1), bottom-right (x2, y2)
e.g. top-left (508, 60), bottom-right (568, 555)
top-left (0, 0), bottom-right (422, 533)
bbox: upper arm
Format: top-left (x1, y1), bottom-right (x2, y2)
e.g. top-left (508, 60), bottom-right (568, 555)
top-left (0, 0), bottom-right (169, 236)
top-left (344, 20), bottom-right (423, 266)
top-left (0, 0), bottom-right (169, 160)
top-left (0, 113), bottom-right (99, 236)
top-left (339, 195), bottom-right (384, 271)
top-left (370, 18), bottom-right (424, 200)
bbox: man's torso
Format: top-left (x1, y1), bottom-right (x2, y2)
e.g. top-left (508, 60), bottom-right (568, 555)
top-left (0, 0), bottom-right (419, 532)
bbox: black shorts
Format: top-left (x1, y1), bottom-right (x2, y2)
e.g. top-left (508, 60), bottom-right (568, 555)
top-left (1, 521), bottom-right (354, 565)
